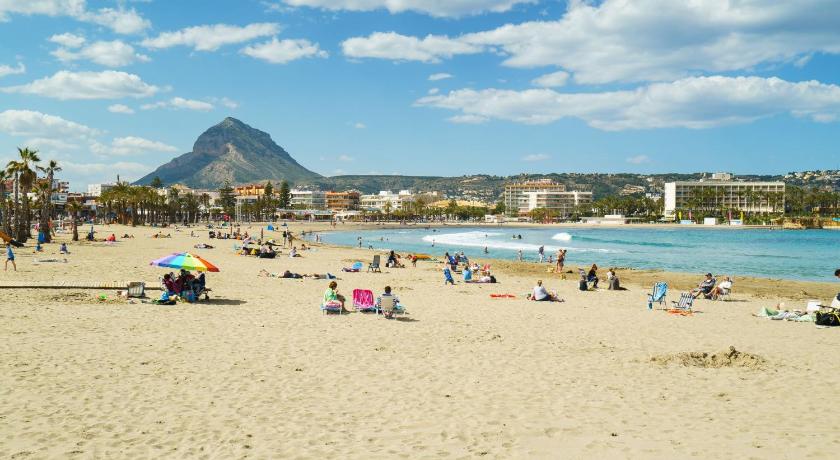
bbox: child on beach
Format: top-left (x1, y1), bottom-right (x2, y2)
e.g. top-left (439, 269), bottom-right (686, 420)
top-left (5, 243), bottom-right (16, 272)
top-left (59, 243), bottom-right (69, 254)
top-left (443, 266), bottom-right (455, 285)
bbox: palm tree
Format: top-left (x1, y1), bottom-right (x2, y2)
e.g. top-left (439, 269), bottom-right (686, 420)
top-left (0, 169), bottom-right (10, 234)
top-left (35, 160), bottom-right (61, 242)
top-left (7, 147), bottom-right (41, 241)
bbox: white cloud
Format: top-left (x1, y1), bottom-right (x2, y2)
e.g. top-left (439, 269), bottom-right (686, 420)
top-left (417, 76), bottom-right (840, 131)
top-left (428, 87), bottom-right (439, 95)
top-left (141, 23), bottom-right (280, 51)
top-left (92, 136), bottom-right (178, 156)
top-left (531, 70), bottom-right (568, 88)
top-left (108, 104), bottom-right (135, 114)
top-left (342, 32), bottom-right (483, 63)
top-left (52, 40), bottom-right (150, 67)
top-left (428, 72), bottom-right (453, 81)
top-left (342, 1), bottom-right (840, 84)
top-left (469, 0), bottom-right (840, 84)
top-left (140, 97), bottom-right (214, 111)
top-left (626, 155), bottom-right (651, 164)
top-left (522, 153), bottom-right (550, 161)
top-left (338, 154), bottom-right (354, 161)
top-left (0, 109), bottom-right (99, 139)
top-left (280, 0), bottom-right (537, 17)
top-left (352, 122), bottom-right (365, 129)
top-left (215, 97), bottom-right (239, 109)
top-left (22, 137), bottom-right (81, 152)
top-left (241, 37), bottom-right (328, 64)
top-left (49, 32), bottom-right (86, 48)
top-left (447, 114), bottom-right (488, 124)
top-left (3, 70), bottom-right (158, 100)
top-left (0, 1), bottom-right (150, 34)
top-left (0, 62), bottom-right (24, 78)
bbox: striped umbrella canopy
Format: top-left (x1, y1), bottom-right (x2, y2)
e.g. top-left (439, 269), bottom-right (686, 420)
top-left (150, 252), bottom-right (220, 272)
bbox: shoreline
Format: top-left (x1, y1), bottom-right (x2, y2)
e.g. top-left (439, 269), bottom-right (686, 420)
top-left (282, 221), bottom-right (839, 301)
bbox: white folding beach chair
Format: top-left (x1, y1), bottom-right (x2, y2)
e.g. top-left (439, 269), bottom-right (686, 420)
top-left (379, 295), bottom-right (406, 318)
top-left (671, 292), bottom-right (694, 311)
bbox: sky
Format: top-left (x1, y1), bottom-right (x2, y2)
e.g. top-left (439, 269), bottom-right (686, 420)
top-left (1, 0), bottom-right (840, 191)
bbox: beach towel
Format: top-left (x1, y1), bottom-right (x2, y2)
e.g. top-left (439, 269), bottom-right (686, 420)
top-left (667, 309), bottom-right (693, 316)
top-left (490, 294), bottom-right (516, 299)
top-left (353, 289), bottom-right (376, 312)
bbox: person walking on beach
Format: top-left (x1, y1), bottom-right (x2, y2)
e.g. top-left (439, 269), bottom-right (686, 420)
top-left (556, 249), bottom-right (566, 278)
top-left (517, 249), bottom-right (523, 262)
top-left (538, 245), bottom-right (545, 263)
top-left (5, 243), bottom-right (16, 271)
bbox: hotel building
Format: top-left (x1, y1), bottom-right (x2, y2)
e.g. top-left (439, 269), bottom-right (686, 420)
top-left (664, 173), bottom-right (785, 216)
top-left (325, 191), bottom-right (360, 211)
top-left (503, 179), bottom-right (593, 218)
top-left (290, 189), bottom-right (327, 209)
top-left (359, 190), bottom-right (414, 212)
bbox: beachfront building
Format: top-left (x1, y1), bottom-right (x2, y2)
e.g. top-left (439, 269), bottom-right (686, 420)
top-left (359, 190), bottom-right (414, 212)
top-left (233, 184), bottom-right (267, 197)
top-left (290, 189), bottom-right (327, 209)
top-left (664, 174), bottom-right (786, 217)
top-left (86, 183), bottom-right (115, 197)
top-left (503, 179), bottom-right (593, 218)
top-left (325, 191), bottom-right (360, 211)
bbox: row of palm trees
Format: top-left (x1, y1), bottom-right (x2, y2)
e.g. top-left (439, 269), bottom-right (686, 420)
top-left (1, 148), bottom-right (68, 243)
top-left (98, 183), bottom-right (213, 226)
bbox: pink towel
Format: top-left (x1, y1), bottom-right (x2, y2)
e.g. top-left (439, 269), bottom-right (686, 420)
top-left (352, 289), bottom-right (375, 309)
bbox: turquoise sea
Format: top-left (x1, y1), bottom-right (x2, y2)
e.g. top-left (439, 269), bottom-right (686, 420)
top-left (311, 226), bottom-right (840, 282)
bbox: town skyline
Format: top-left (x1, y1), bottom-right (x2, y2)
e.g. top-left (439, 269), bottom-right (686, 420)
top-left (2, 1), bottom-right (840, 187)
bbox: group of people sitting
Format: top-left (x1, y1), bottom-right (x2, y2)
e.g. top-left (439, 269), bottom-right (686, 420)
top-left (458, 262), bottom-right (496, 284)
top-left (691, 273), bottom-right (733, 300)
top-left (161, 269), bottom-right (207, 302)
top-left (322, 281), bottom-right (404, 318)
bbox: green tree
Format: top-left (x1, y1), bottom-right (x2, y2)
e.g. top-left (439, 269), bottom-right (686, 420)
top-left (493, 200), bottom-right (505, 215)
top-left (278, 180), bottom-right (291, 208)
top-left (218, 181), bottom-right (236, 216)
top-left (150, 176), bottom-right (163, 189)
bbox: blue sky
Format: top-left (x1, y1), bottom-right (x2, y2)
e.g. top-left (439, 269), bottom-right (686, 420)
top-left (1, 0), bottom-right (839, 190)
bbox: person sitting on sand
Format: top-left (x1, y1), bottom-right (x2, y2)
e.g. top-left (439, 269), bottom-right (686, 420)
top-left (376, 286), bottom-right (402, 319)
top-left (587, 264), bottom-right (599, 288)
top-left (162, 273), bottom-right (179, 295)
top-left (386, 250), bottom-right (398, 268)
top-left (106, 234), bottom-right (116, 242)
top-left (289, 246), bottom-right (300, 258)
top-left (692, 273), bottom-right (717, 299)
top-left (709, 276), bottom-right (733, 300)
top-left (323, 281), bottom-right (346, 311)
top-left (529, 280), bottom-right (562, 302)
top-left (463, 265), bottom-right (473, 282)
top-left (443, 265), bottom-right (455, 285)
top-left (607, 268), bottom-right (620, 290)
top-left (59, 243), bottom-right (69, 254)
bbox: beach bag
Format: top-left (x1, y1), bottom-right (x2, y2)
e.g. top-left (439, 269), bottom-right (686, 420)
top-left (579, 279), bottom-right (588, 291)
top-left (815, 310), bottom-right (840, 327)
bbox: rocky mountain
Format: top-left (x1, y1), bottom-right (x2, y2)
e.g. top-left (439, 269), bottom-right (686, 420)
top-left (134, 117), bottom-right (321, 188)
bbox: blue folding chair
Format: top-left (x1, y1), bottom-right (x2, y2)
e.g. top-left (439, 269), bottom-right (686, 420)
top-left (647, 282), bottom-right (668, 309)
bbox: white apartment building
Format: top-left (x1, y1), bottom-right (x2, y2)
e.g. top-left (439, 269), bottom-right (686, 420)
top-left (664, 174), bottom-right (785, 216)
top-left (504, 179), bottom-right (592, 217)
top-left (86, 183), bottom-right (115, 197)
top-left (359, 190), bottom-right (414, 212)
top-left (290, 189), bottom-right (327, 209)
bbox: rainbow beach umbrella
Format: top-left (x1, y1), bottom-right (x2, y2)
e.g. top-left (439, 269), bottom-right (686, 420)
top-left (150, 252), bottom-right (220, 272)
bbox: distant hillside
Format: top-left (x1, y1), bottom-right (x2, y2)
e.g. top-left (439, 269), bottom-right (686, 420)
top-left (135, 117), bottom-right (321, 188)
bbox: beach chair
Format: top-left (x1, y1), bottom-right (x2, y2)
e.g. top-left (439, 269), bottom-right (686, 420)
top-left (714, 285), bottom-right (732, 301)
top-left (368, 255), bottom-right (381, 273)
top-left (379, 295), bottom-right (405, 318)
top-left (647, 282), bottom-right (667, 309)
top-left (321, 301), bottom-right (343, 315)
top-left (127, 282), bottom-right (145, 298)
top-left (671, 292), bottom-right (694, 311)
top-left (352, 289), bottom-right (377, 312)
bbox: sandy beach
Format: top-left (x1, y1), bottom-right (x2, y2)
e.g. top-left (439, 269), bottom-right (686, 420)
top-left (2, 222), bottom-right (839, 459)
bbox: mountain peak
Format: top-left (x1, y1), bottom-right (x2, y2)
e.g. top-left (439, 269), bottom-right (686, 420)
top-left (134, 118), bottom-right (321, 188)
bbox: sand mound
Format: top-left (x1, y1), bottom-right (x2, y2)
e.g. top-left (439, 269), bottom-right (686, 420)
top-left (651, 346), bottom-right (766, 369)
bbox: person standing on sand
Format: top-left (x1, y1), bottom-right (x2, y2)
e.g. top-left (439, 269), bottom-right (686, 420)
top-left (517, 249), bottom-right (523, 262)
top-left (832, 268), bottom-right (840, 308)
top-left (5, 243), bottom-right (16, 271)
top-left (538, 245), bottom-right (545, 263)
top-left (556, 249), bottom-right (566, 279)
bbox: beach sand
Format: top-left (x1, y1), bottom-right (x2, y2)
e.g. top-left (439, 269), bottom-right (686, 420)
top-left (2, 223), bottom-right (839, 459)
